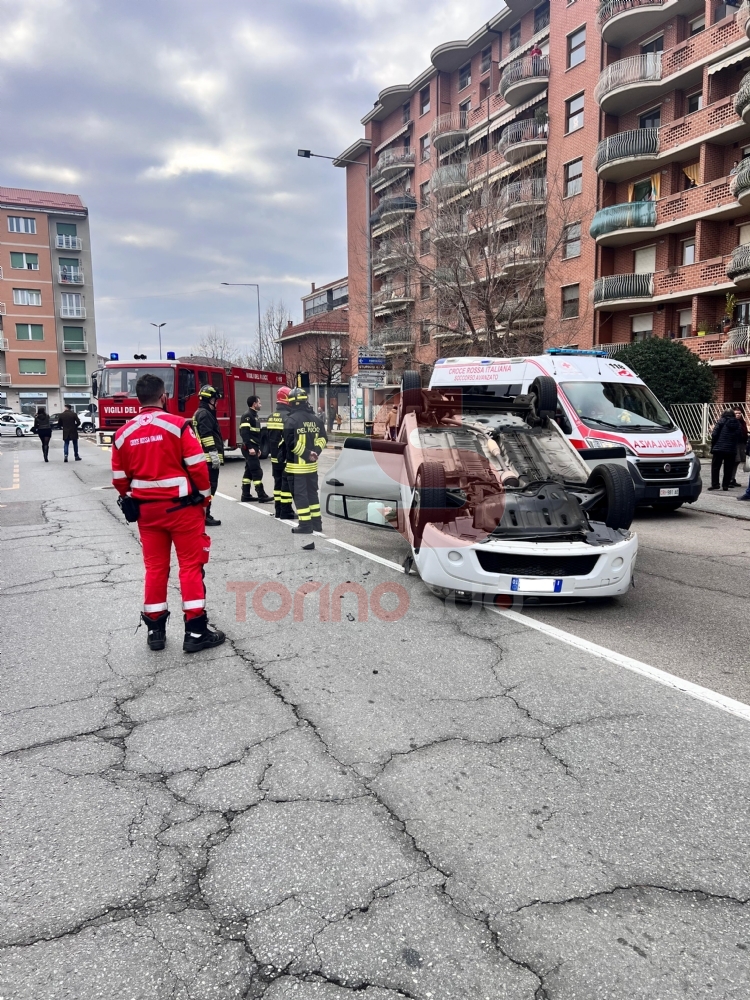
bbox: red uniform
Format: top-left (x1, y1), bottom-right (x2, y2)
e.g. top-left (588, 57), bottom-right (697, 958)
top-left (111, 407), bottom-right (212, 620)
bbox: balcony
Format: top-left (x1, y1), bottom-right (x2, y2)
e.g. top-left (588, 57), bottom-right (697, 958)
top-left (370, 194), bottom-right (417, 230)
top-left (589, 201), bottom-right (657, 244)
top-left (0, 338), bottom-right (8, 351)
top-left (596, 0), bottom-right (700, 47)
top-left (0, 302), bottom-right (5, 315)
top-left (430, 112), bottom-right (468, 153)
top-left (730, 159), bottom-right (750, 207)
top-left (58, 267), bottom-right (84, 285)
top-left (373, 286), bottom-right (414, 316)
top-left (594, 128), bottom-right (660, 181)
top-left (498, 239), bottom-right (545, 272)
top-left (60, 300), bottom-right (86, 319)
top-left (595, 53), bottom-right (662, 115)
top-left (372, 327), bottom-right (413, 349)
top-left (727, 242), bottom-right (750, 287)
top-left (724, 324), bottom-right (750, 355)
top-left (502, 177), bottom-right (546, 219)
top-left (499, 55), bottom-right (550, 108)
top-left (372, 241), bottom-right (411, 276)
top-left (63, 340), bottom-right (88, 352)
top-left (55, 235), bottom-right (82, 251)
top-left (372, 148), bottom-right (415, 185)
top-left (431, 163), bottom-right (469, 195)
top-left (0, 374), bottom-right (12, 386)
top-left (432, 219), bottom-right (469, 245)
top-left (498, 120), bottom-right (548, 164)
top-left (64, 375), bottom-right (88, 387)
top-left (593, 272), bottom-right (654, 306)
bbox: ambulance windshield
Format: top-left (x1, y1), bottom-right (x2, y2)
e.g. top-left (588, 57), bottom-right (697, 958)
top-left (561, 381), bottom-right (674, 432)
top-left (99, 368), bottom-right (175, 398)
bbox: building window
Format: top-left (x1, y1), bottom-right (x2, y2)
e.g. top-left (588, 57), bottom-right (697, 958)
top-left (402, 101), bottom-right (411, 124)
top-left (8, 216), bottom-right (36, 234)
top-left (459, 98), bottom-right (471, 123)
top-left (459, 62), bottom-right (471, 90)
top-left (331, 284), bottom-right (349, 308)
top-left (563, 222), bottom-right (581, 259)
top-left (13, 288), bottom-right (42, 306)
top-left (509, 22), bottom-right (521, 51)
top-left (566, 93), bottom-right (584, 133)
top-left (641, 35), bottom-right (664, 54)
top-left (678, 308), bottom-right (692, 338)
top-left (564, 158), bottom-right (583, 197)
top-left (632, 178), bottom-right (653, 202)
top-left (481, 45), bottom-right (492, 74)
top-left (65, 359), bottom-right (87, 385)
top-left (16, 323), bottom-right (44, 341)
top-left (480, 78), bottom-right (490, 102)
top-left (420, 228), bottom-right (431, 255)
top-left (639, 107), bottom-right (661, 130)
top-left (10, 252), bottom-right (39, 270)
top-left (561, 284), bottom-right (580, 319)
top-left (420, 281), bottom-right (431, 300)
top-left (420, 321), bottom-right (431, 345)
top-left (19, 358), bottom-right (47, 375)
top-left (632, 313), bottom-right (654, 341)
top-left (57, 222), bottom-right (77, 237)
top-left (60, 292), bottom-right (84, 316)
top-left (682, 238), bottom-right (696, 265)
top-left (63, 326), bottom-right (86, 350)
top-left (688, 14), bottom-right (705, 34)
top-left (420, 86), bottom-right (430, 116)
top-left (534, 2), bottom-right (550, 32)
top-left (686, 91), bottom-right (702, 114)
top-left (567, 26), bottom-right (586, 68)
top-left (420, 134), bottom-right (430, 162)
top-left (304, 291), bottom-right (328, 319)
top-left (420, 181), bottom-right (430, 207)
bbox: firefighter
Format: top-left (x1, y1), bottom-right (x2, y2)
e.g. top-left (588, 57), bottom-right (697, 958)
top-left (266, 385), bottom-right (295, 519)
top-left (192, 384), bottom-right (223, 526)
top-left (283, 387), bottom-right (327, 534)
top-left (111, 373), bottom-right (225, 653)
top-left (239, 395), bottom-right (272, 503)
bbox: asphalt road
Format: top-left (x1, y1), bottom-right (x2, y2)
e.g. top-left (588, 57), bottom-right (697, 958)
top-left (2, 435), bottom-right (750, 1000)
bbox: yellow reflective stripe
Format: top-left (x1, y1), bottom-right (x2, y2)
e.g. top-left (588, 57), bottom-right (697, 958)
top-left (200, 436), bottom-right (215, 446)
top-left (239, 422), bottom-right (252, 429)
top-left (314, 437), bottom-right (326, 449)
top-left (292, 438), bottom-right (305, 456)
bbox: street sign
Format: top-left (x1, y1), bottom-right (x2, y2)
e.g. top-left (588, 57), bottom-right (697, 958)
top-left (358, 355), bottom-right (386, 366)
top-left (357, 373), bottom-right (386, 387)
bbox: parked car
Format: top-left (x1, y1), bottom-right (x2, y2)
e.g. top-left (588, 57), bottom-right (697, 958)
top-left (51, 409), bottom-right (96, 433)
top-left (323, 374), bottom-right (638, 602)
top-left (0, 413), bottom-right (36, 436)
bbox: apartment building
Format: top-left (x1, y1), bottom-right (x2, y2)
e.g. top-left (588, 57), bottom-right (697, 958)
top-left (0, 187), bottom-right (98, 414)
top-left (336, 0), bottom-right (750, 403)
top-left (279, 276), bottom-right (351, 390)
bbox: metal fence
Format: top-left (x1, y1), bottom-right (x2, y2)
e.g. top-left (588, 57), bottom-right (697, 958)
top-left (670, 402), bottom-right (750, 444)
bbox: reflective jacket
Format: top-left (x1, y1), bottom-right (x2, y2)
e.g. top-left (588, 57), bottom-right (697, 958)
top-left (267, 403), bottom-right (290, 464)
top-left (192, 402), bottom-right (224, 463)
top-left (239, 407), bottom-right (262, 453)
top-left (112, 407), bottom-right (211, 502)
top-left (283, 406), bottom-right (327, 474)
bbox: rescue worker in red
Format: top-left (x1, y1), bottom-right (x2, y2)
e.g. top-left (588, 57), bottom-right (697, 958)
top-left (192, 384), bottom-right (223, 526)
top-left (266, 385), bottom-right (295, 519)
top-left (239, 395), bottom-right (272, 503)
top-left (111, 373), bottom-right (226, 653)
top-left (283, 387), bottom-right (327, 534)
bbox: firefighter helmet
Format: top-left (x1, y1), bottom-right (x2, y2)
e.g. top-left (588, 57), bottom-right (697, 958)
top-left (287, 388), bottom-right (308, 406)
top-left (276, 385), bottom-right (291, 405)
top-left (198, 385), bottom-right (219, 401)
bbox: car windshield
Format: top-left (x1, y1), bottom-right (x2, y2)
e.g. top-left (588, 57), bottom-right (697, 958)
top-left (561, 380), bottom-right (674, 431)
top-left (99, 367), bottom-right (175, 398)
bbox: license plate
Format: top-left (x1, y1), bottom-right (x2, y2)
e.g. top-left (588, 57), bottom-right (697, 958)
top-left (659, 488), bottom-right (679, 497)
top-left (511, 577), bottom-right (563, 594)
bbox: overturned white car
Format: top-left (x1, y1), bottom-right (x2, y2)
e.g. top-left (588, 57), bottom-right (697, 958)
top-left (322, 372), bottom-right (638, 601)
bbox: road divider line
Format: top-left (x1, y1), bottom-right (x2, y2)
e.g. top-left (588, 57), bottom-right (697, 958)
top-left (325, 537), bottom-right (406, 573)
top-left (492, 607), bottom-right (750, 724)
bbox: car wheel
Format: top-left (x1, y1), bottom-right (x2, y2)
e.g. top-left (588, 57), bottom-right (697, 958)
top-left (82, 423), bottom-right (94, 434)
top-left (586, 463), bottom-right (635, 530)
top-left (15, 427), bottom-right (23, 437)
top-left (410, 461), bottom-right (447, 550)
top-left (400, 370), bottom-right (422, 422)
top-left (529, 376), bottom-right (557, 421)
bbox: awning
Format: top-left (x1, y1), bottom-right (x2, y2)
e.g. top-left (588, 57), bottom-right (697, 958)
top-left (374, 122), bottom-right (411, 154)
top-left (708, 49), bottom-right (750, 74)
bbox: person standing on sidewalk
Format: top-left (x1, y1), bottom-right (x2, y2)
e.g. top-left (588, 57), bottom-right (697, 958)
top-left (59, 405), bottom-right (81, 462)
top-left (266, 385), bottom-right (295, 519)
top-left (708, 409), bottom-right (743, 491)
top-left (192, 384), bottom-right (223, 526)
top-left (283, 388), bottom-right (327, 534)
top-left (728, 407), bottom-right (748, 488)
top-left (32, 406), bottom-right (52, 462)
top-left (111, 373), bottom-right (225, 652)
top-left (239, 395), bottom-right (272, 504)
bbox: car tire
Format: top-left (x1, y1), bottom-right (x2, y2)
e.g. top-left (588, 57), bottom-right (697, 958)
top-left (586, 463), bottom-right (635, 530)
top-left (410, 461), bottom-right (447, 550)
top-left (401, 370), bottom-right (422, 417)
top-left (82, 423), bottom-right (94, 434)
top-left (15, 427), bottom-right (23, 437)
top-left (529, 376), bottom-right (557, 420)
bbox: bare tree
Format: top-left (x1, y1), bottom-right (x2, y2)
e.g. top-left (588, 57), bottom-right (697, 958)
top-left (293, 328), bottom-right (350, 387)
top-left (241, 300), bottom-right (290, 372)
top-left (191, 327), bottom-right (241, 365)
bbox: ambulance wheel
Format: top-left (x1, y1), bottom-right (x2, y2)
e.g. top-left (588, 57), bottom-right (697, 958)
top-left (410, 461), bottom-right (447, 550)
top-left (401, 370), bottom-right (422, 417)
top-left (586, 463), bottom-right (635, 530)
top-left (529, 376), bottom-right (557, 421)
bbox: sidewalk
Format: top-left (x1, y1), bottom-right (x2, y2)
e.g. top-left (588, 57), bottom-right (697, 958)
top-left (692, 459), bottom-right (750, 519)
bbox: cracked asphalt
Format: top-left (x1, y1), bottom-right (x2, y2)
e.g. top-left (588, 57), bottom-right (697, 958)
top-left (1, 435), bottom-right (750, 999)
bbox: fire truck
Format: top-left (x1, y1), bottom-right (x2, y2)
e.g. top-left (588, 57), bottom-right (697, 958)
top-left (92, 357), bottom-right (287, 453)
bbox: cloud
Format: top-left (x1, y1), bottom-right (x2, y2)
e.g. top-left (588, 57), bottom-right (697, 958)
top-left (6, 160), bottom-right (83, 186)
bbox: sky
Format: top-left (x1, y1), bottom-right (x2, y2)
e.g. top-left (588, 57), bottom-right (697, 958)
top-left (0, 0), bottom-right (502, 361)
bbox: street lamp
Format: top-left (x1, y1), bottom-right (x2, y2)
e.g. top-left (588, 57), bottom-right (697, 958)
top-left (221, 282), bottom-right (263, 369)
top-left (150, 322), bottom-right (166, 360)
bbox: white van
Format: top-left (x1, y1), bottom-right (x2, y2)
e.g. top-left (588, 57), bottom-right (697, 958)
top-left (429, 349), bottom-right (701, 510)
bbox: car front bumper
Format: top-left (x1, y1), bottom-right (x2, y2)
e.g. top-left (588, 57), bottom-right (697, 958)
top-left (628, 456), bottom-right (702, 505)
top-left (413, 525), bottom-right (638, 599)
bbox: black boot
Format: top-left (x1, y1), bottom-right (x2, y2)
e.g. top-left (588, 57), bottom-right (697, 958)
top-left (274, 501), bottom-right (283, 517)
top-left (311, 517), bottom-right (323, 532)
top-left (205, 505), bottom-right (221, 526)
top-left (278, 507), bottom-right (296, 520)
top-left (183, 613), bottom-right (226, 653)
top-left (292, 522), bottom-right (314, 534)
top-left (141, 610), bottom-right (170, 651)
top-left (241, 486), bottom-right (256, 503)
top-left (255, 487), bottom-right (273, 504)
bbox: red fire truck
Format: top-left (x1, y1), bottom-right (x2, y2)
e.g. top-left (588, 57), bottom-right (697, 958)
top-left (92, 358), bottom-right (287, 453)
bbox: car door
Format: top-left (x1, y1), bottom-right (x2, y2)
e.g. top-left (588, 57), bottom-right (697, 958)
top-left (321, 438), bottom-right (405, 527)
top-left (0, 414), bottom-right (14, 435)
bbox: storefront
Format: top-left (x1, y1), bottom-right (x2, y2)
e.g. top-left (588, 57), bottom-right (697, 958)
top-left (18, 391), bottom-right (49, 416)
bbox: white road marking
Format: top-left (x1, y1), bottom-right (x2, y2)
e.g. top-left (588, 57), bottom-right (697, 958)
top-left (492, 607), bottom-right (750, 724)
top-left (325, 537), bottom-right (406, 573)
top-left (215, 492), bottom-right (237, 503)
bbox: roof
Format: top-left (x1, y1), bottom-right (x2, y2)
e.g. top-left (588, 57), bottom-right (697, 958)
top-left (0, 187), bottom-right (86, 213)
top-left (302, 276), bottom-right (348, 300)
top-left (279, 310), bottom-right (350, 343)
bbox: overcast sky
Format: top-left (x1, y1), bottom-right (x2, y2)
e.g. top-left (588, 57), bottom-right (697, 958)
top-left (1, 0), bottom-right (501, 360)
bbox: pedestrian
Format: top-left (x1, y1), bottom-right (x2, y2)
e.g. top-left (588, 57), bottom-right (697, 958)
top-left (192, 384), bottom-right (223, 526)
top-left (266, 385), bottom-right (296, 519)
top-left (32, 406), bottom-right (52, 462)
top-left (708, 408), bottom-right (744, 491)
top-left (335, 411), bottom-right (343, 431)
top-left (327, 401), bottom-right (337, 433)
top-left (728, 407), bottom-right (748, 487)
top-left (737, 436), bottom-right (750, 500)
top-left (384, 404), bottom-right (398, 441)
top-left (111, 373), bottom-right (224, 652)
top-left (283, 387), bottom-right (327, 535)
top-left (58, 404), bottom-right (81, 462)
top-left (239, 395), bottom-right (272, 503)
